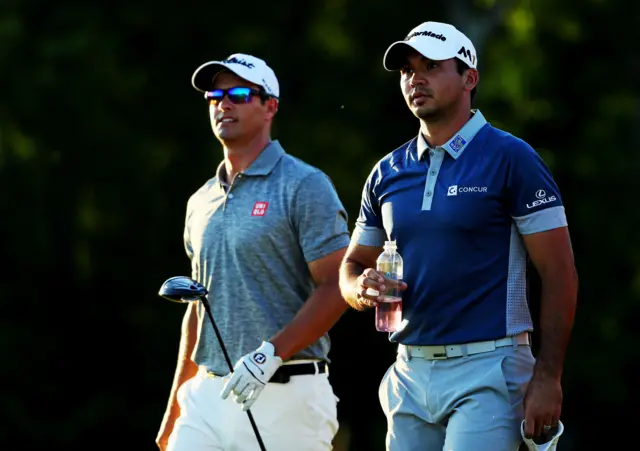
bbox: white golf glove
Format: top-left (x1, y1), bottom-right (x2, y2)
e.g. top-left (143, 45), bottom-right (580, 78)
top-left (220, 341), bottom-right (283, 411)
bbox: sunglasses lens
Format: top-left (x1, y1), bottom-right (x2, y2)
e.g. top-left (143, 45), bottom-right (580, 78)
top-left (227, 87), bottom-right (253, 104)
top-left (205, 87), bottom-right (259, 105)
top-left (205, 90), bottom-right (224, 104)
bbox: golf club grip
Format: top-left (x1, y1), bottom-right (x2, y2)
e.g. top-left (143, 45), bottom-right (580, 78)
top-left (199, 296), bottom-right (267, 451)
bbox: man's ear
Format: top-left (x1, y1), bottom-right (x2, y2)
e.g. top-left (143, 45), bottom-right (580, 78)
top-left (265, 98), bottom-right (279, 119)
top-left (464, 68), bottom-right (479, 91)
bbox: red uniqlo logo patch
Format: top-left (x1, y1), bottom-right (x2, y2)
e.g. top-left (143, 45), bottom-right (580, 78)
top-left (252, 202), bottom-right (269, 216)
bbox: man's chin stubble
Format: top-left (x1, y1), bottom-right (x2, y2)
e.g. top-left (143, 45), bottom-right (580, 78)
top-left (415, 108), bottom-right (443, 122)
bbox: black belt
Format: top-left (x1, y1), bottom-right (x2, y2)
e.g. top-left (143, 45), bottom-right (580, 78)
top-left (207, 362), bottom-right (327, 384)
top-left (270, 362), bottom-right (327, 383)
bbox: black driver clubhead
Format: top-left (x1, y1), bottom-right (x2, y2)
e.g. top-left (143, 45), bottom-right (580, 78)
top-left (158, 276), bottom-right (208, 303)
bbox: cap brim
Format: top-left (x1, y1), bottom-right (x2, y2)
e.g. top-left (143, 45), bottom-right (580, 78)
top-left (383, 41), bottom-right (456, 71)
top-left (191, 61), bottom-right (231, 92)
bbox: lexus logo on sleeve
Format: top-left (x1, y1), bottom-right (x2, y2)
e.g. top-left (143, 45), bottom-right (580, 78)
top-left (527, 189), bottom-right (557, 209)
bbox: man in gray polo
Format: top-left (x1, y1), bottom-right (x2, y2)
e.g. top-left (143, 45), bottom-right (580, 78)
top-left (156, 53), bottom-right (351, 451)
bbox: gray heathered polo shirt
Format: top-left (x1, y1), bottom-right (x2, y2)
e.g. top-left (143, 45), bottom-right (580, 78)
top-left (183, 140), bottom-right (350, 375)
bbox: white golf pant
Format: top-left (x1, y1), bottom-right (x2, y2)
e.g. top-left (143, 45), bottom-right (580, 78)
top-left (167, 363), bottom-right (339, 451)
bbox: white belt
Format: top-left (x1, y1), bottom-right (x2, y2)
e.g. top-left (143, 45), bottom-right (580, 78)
top-left (399, 332), bottom-right (530, 360)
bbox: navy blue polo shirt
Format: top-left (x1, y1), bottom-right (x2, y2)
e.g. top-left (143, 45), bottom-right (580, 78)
top-left (353, 111), bottom-right (568, 345)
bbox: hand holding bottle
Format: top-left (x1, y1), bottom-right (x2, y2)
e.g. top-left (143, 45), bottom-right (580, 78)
top-left (355, 268), bottom-right (407, 308)
top-left (354, 241), bottom-right (407, 332)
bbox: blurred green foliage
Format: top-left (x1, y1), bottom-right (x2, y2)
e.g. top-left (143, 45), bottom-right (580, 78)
top-left (1, 0), bottom-right (638, 449)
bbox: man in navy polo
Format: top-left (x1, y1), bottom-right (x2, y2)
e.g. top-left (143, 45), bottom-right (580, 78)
top-left (339, 21), bottom-right (578, 450)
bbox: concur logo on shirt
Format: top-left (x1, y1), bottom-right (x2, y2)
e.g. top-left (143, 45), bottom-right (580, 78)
top-left (447, 185), bottom-right (487, 196)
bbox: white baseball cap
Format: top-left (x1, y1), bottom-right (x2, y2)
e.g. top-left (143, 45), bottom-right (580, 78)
top-left (191, 53), bottom-right (280, 98)
top-left (520, 420), bottom-right (565, 451)
top-left (383, 21), bottom-right (478, 71)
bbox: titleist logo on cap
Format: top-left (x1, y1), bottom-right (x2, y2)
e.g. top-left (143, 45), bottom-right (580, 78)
top-left (223, 57), bottom-right (255, 69)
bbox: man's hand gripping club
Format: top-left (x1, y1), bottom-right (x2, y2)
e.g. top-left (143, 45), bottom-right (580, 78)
top-left (220, 341), bottom-right (283, 411)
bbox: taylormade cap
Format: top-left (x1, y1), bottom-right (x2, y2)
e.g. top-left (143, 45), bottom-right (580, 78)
top-left (383, 21), bottom-right (477, 71)
top-left (191, 53), bottom-right (279, 98)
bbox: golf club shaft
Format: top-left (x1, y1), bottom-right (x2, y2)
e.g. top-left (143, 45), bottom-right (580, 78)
top-left (199, 296), bottom-right (234, 370)
top-left (199, 295), bottom-right (267, 451)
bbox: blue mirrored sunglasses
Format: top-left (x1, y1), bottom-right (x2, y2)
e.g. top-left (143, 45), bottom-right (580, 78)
top-left (204, 87), bottom-right (272, 105)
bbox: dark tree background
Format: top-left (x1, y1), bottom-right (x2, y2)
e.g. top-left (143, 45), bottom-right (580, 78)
top-left (2, 0), bottom-right (638, 449)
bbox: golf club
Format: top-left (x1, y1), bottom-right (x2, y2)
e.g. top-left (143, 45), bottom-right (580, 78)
top-left (158, 276), bottom-right (267, 451)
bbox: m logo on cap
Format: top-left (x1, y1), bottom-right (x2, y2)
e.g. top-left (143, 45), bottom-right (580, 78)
top-left (457, 47), bottom-right (477, 66)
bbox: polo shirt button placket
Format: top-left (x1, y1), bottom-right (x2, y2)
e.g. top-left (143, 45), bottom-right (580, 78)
top-left (225, 173), bottom-right (243, 206)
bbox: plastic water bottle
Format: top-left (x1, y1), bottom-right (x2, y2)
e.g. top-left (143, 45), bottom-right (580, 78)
top-left (367, 240), bottom-right (403, 332)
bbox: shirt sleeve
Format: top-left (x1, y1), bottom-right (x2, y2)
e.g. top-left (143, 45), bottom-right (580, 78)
top-left (183, 198), bottom-right (194, 260)
top-left (507, 141), bottom-right (568, 235)
top-left (352, 164), bottom-right (387, 247)
top-left (183, 197), bottom-right (198, 279)
top-left (293, 171), bottom-right (351, 263)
